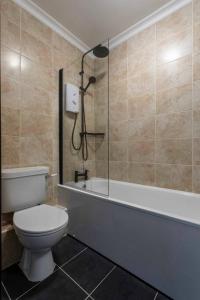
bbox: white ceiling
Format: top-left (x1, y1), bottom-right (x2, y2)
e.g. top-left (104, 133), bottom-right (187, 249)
top-left (31, 0), bottom-right (171, 48)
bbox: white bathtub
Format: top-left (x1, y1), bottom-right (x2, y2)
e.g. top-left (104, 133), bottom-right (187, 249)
top-left (58, 178), bottom-right (200, 300)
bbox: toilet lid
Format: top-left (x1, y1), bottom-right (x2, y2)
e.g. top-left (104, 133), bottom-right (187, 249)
top-left (13, 204), bottom-right (68, 234)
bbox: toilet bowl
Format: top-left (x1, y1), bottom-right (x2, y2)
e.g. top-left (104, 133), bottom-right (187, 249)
top-left (13, 204), bottom-right (68, 282)
top-left (2, 167), bottom-right (68, 282)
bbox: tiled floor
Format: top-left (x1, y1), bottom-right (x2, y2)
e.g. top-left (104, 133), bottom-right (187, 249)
top-left (1, 235), bottom-right (171, 300)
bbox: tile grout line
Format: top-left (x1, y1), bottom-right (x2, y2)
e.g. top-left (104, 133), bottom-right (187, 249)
top-left (15, 248), bottom-right (88, 300)
top-left (1, 281), bottom-right (12, 300)
top-left (88, 265), bottom-right (117, 298)
top-left (60, 247), bottom-right (88, 268)
top-left (58, 266), bottom-right (91, 297)
top-left (154, 291), bottom-right (159, 300)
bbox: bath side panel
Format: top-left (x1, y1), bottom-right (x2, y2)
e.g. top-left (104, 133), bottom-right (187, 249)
top-left (58, 186), bottom-right (200, 300)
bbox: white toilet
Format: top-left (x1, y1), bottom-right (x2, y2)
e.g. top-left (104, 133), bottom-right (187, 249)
top-left (2, 166), bottom-right (68, 282)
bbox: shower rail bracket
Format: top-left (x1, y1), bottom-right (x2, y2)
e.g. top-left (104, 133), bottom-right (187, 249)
top-left (80, 131), bottom-right (105, 137)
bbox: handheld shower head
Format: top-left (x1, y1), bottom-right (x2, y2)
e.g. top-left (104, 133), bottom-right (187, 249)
top-left (83, 76), bottom-right (96, 92)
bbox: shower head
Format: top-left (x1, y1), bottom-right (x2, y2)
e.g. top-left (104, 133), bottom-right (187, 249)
top-left (93, 45), bottom-right (109, 58)
top-left (83, 76), bottom-right (96, 92)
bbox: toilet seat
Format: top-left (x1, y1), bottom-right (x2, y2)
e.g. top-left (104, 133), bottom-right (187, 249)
top-left (13, 204), bottom-right (68, 236)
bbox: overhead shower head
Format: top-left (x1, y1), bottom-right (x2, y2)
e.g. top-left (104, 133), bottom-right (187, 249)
top-left (93, 45), bottom-right (109, 58)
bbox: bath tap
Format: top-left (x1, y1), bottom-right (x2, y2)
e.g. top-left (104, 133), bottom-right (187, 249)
top-left (74, 169), bottom-right (88, 183)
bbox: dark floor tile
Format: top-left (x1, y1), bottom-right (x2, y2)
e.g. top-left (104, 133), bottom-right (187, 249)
top-left (1, 264), bottom-right (38, 299)
top-left (20, 269), bottom-right (87, 300)
top-left (53, 235), bottom-right (86, 266)
top-left (63, 248), bottom-right (114, 293)
top-left (92, 267), bottom-right (156, 300)
top-left (1, 283), bottom-right (10, 300)
top-left (156, 293), bottom-right (171, 300)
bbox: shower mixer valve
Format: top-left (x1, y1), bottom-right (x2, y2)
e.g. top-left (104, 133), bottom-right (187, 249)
top-left (74, 169), bottom-right (88, 183)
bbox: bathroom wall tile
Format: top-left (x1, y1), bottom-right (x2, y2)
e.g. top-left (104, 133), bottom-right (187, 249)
top-left (156, 84), bottom-right (192, 114)
top-left (155, 139), bottom-right (192, 164)
top-left (128, 116), bottom-right (155, 139)
top-left (156, 28), bottom-right (192, 65)
top-left (193, 53), bottom-right (200, 81)
top-left (110, 120), bottom-right (128, 142)
top-left (156, 4), bottom-right (192, 42)
top-left (110, 42), bottom-right (127, 66)
top-left (2, 107), bottom-right (20, 136)
top-left (128, 163), bottom-right (155, 186)
top-left (109, 161), bottom-right (128, 181)
top-left (194, 23), bottom-right (200, 55)
top-left (95, 161), bottom-right (109, 179)
top-left (110, 101), bottom-right (128, 122)
top-left (156, 55), bottom-right (192, 91)
top-left (128, 140), bottom-right (155, 162)
top-left (21, 30), bottom-right (52, 68)
top-left (128, 94), bottom-right (155, 118)
top-left (20, 111), bottom-right (53, 137)
top-left (1, 17), bottom-right (20, 52)
top-left (156, 112), bottom-right (192, 139)
top-left (127, 69), bottom-right (155, 97)
top-left (21, 9), bottom-right (52, 45)
top-left (193, 138), bottom-right (200, 165)
top-left (109, 79), bottom-right (127, 105)
top-left (1, 0), bottom-right (20, 26)
top-left (155, 164), bottom-right (192, 191)
top-left (19, 135), bottom-right (53, 166)
top-left (1, 75), bottom-right (20, 109)
top-left (128, 44), bottom-right (155, 77)
top-left (95, 141), bottom-right (108, 161)
top-left (20, 84), bottom-right (53, 114)
top-left (127, 25), bottom-right (155, 55)
top-left (193, 110), bottom-right (200, 138)
top-left (193, 80), bottom-right (200, 111)
top-left (110, 58), bottom-right (127, 83)
top-left (53, 48), bottom-right (69, 71)
top-left (109, 142), bottom-right (128, 161)
top-left (1, 46), bottom-right (20, 80)
top-left (193, 0), bottom-right (200, 25)
top-left (52, 31), bottom-right (79, 61)
top-left (21, 56), bottom-right (53, 91)
top-left (2, 135), bottom-right (19, 167)
top-left (193, 166), bottom-right (200, 193)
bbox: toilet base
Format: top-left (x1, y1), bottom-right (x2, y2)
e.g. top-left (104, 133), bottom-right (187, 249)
top-left (19, 247), bottom-right (55, 282)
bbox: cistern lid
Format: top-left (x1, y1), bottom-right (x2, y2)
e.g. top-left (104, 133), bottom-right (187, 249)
top-left (2, 166), bottom-right (49, 179)
top-left (13, 204), bottom-right (68, 234)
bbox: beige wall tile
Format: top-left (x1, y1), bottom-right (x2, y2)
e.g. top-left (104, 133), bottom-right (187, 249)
top-left (156, 28), bottom-right (192, 65)
top-left (128, 163), bottom-right (155, 185)
top-left (128, 94), bottom-right (155, 118)
top-left (110, 58), bottom-right (127, 83)
top-left (193, 166), bottom-right (200, 193)
top-left (21, 9), bottom-right (52, 45)
top-left (193, 138), bottom-right (200, 165)
top-left (194, 23), bottom-right (200, 55)
top-left (110, 42), bottom-right (127, 66)
top-left (1, 18), bottom-right (20, 52)
top-left (110, 80), bottom-right (127, 105)
top-left (109, 161), bottom-right (128, 181)
top-left (127, 69), bottom-right (155, 97)
top-left (156, 4), bottom-right (192, 42)
top-left (156, 84), bottom-right (192, 114)
top-left (2, 135), bottom-right (19, 167)
top-left (156, 112), bottom-right (192, 139)
top-left (110, 101), bottom-right (128, 122)
top-left (193, 110), bottom-right (200, 138)
top-left (110, 120), bottom-right (128, 142)
top-left (2, 107), bottom-right (20, 136)
top-left (21, 30), bottom-right (52, 67)
top-left (193, 0), bottom-right (200, 25)
top-left (156, 55), bottom-right (192, 91)
top-left (194, 53), bottom-right (200, 81)
top-left (95, 161), bottom-right (109, 179)
top-left (155, 139), bottom-right (192, 164)
top-left (109, 142), bottom-right (128, 161)
top-left (128, 116), bottom-right (155, 139)
top-left (1, 0), bottom-right (20, 26)
top-left (1, 75), bottom-right (20, 109)
top-left (1, 46), bottom-right (20, 80)
top-left (193, 80), bottom-right (200, 111)
top-left (20, 111), bottom-right (53, 137)
top-left (127, 25), bottom-right (155, 55)
top-left (128, 140), bottom-right (155, 162)
top-left (155, 164), bottom-right (192, 191)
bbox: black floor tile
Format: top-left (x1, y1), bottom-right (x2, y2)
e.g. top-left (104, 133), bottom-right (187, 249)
top-left (156, 292), bottom-right (171, 300)
top-left (63, 248), bottom-right (114, 293)
top-left (20, 269), bottom-right (87, 300)
top-left (1, 264), bottom-right (38, 299)
top-left (53, 235), bottom-right (86, 266)
top-left (1, 283), bottom-right (9, 300)
top-left (92, 267), bottom-right (156, 300)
